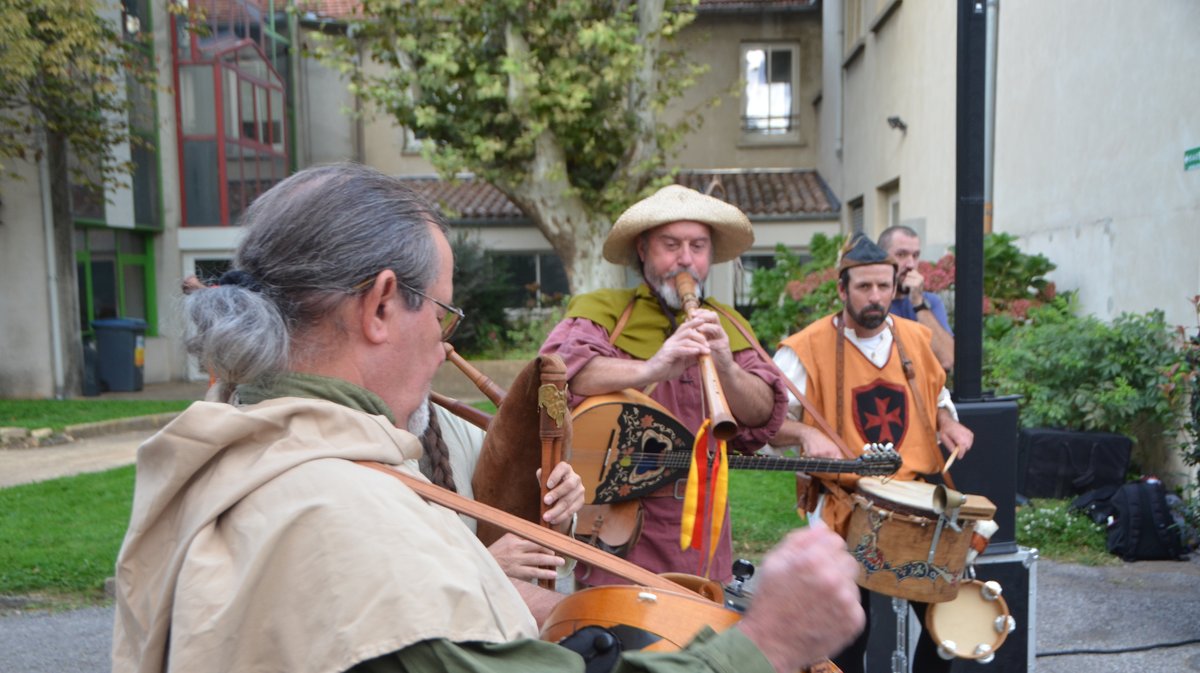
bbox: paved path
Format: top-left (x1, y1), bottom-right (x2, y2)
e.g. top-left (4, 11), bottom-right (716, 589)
top-left (2, 384), bottom-right (1198, 672)
top-left (0, 430), bottom-right (147, 489)
top-left (2, 558), bottom-right (1197, 673)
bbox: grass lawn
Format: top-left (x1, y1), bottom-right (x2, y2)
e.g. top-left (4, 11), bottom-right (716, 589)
top-left (0, 460), bottom-right (1114, 607)
top-left (0, 399), bottom-right (192, 433)
top-left (729, 471), bottom-right (806, 562)
top-left (0, 465), bottom-right (135, 603)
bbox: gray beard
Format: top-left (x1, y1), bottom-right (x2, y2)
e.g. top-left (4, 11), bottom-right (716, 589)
top-left (649, 269), bottom-right (702, 311)
top-left (406, 395), bottom-right (431, 436)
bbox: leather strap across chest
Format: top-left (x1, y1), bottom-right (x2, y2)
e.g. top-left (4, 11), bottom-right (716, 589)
top-left (357, 461), bottom-right (695, 595)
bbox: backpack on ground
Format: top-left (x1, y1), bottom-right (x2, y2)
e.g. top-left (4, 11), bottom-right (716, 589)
top-left (1069, 483), bottom-right (1121, 525)
top-left (1104, 478), bottom-right (1187, 562)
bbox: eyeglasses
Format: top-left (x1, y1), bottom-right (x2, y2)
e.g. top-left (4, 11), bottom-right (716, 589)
top-left (398, 281), bottom-right (464, 342)
top-left (352, 275), bottom-right (464, 341)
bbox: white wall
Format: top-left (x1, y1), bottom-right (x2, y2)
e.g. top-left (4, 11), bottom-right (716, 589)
top-left (993, 1), bottom-right (1200, 330)
top-left (0, 160), bottom-right (56, 397)
top-left (825, 0), bottom-right (959, 248)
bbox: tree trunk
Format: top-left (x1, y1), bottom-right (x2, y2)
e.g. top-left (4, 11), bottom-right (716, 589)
top-left (566, 222), bottom-right (628, 294)
top-left (47, 132), bottom-right (84, 397)
top-left (502, 172), bottom-right (627, 295)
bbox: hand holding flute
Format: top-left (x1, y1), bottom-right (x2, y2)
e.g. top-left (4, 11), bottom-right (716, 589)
top-left (672, 271), bottom-right (739, 441)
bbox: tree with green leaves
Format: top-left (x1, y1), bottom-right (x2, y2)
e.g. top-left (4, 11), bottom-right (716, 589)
top-left (0, 0), bottom-right (153, 191)
top-left (323, 0), bottom-right (709, 293)
top-left (1, 0), bottom-right (156, 395)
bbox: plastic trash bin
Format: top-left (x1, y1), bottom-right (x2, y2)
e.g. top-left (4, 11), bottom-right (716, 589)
top-left (92, 318), bottom-right (147, 392)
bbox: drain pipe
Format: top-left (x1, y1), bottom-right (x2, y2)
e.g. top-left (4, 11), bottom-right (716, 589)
top-left (39, 129), bottom-right (66, 399)
top-left (983, 0), bottom-right (999, 233)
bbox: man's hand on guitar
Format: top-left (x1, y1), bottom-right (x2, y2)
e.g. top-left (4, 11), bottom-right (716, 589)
top-left (738, 526), bottom-right (866, 673)
top-left (538, 462), bottom-right (584, 531)
top-left (486, 533), bottom-right (564, 583)
top-left (773, 419), bottom-right (845, 459)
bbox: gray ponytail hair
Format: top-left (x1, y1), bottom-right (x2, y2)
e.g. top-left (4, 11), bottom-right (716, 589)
top-left (184, 163), bottom-right (448, 386)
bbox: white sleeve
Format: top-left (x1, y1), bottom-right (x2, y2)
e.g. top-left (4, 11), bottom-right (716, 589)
top-left (936, 387), bottom-right (958, 420)
top-left (772, 345), bottom-right (808, 420)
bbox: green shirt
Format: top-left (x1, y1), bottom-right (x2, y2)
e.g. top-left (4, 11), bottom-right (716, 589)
top-left (349, 626), bottom-right (774, 673)
top-left (565, 284), bottom-right (754, 360)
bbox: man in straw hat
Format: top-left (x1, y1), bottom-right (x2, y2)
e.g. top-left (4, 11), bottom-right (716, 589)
top-left (113, 164), bottom-right (865, 673)
top-left (540, 184), bottom-right (789, 587)
top-left (769, 233), bottom-right (974, 673)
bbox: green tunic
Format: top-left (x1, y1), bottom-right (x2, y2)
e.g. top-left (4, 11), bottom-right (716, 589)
top-left (350, 626), bottom-right (772, 673)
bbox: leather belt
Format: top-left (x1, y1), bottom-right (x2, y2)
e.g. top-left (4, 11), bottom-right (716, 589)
top-left (645, 478), bottom-right (687, 500)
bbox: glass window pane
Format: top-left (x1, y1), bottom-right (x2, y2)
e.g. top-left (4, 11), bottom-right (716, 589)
top-left (227, 142), bottom-right (248, 221)
top-left (92, 260), bottom-right (119, 320)
top-left (502, 253), bottom-right (537, 306)
top-left (744, 46), bottom-right (795, 134)
top-left (180, 66), bottom-right (216, 135)
top-left (91, 228), bottom-right (117, 253)
top-left (770, 50), bottom-right (792, 84)
top-left (122, 264), bottom-right (147, 319)
top-left (77, 260), bottom-right (90, 330)
top-left (126, 65), bottom-right (155, 132)
top-left (538, 254), bottom-right (569, 305)
top-left (195, 258), bottom-right (231, 285)
top-left (223, 68), bottom-right (239, 140)
top-left (132, 141), bottom-right (159, 228)
top-left (68, 148), bottom-right (106, 220)
top-left (119, 230), bottom-right (145, 255)
top-left (183, 139), bottom-right (221, 226)
top-left (241, 80), bottom-right (257, 141)
top-left (744, 48), bottom-right (768, 131)
top-left (269, 89), bottom-right (283, 149)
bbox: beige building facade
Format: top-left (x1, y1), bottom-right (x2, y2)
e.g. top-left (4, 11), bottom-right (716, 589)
top-left (992, 2), bottom-right (1200, 329)
top-left (820, 0), bottom-right (1199, 330)
top-left (8, 0), bottom-right (1194, 399)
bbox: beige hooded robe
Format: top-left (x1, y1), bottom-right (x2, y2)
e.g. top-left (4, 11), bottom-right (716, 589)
top-left (111, 397), bottom-right (536, 673)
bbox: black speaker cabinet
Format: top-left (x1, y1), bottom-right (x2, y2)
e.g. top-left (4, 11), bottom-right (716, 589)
top-left (863, 547), bottom-right (1037, 673)
top-left (951, 398), bottom-right (1021, 553)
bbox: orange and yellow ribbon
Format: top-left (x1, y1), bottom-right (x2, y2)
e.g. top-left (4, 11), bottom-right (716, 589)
top-left (679, 418), bottom-right (729, 574)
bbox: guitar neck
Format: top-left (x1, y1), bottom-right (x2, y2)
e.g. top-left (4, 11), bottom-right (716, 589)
top-left (629, 452), bottom-right (878, 474)
top-left (726, 454), bottom-right (869, 474)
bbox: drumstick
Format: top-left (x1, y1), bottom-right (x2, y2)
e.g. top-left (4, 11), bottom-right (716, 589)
top-left (942, 450), bottom-right (958, 475)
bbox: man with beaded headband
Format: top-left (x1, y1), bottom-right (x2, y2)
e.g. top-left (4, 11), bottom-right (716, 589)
top-left (112, 164), bottom-right (865, 673)
top-left (539, 184), bottom-right (789, 587)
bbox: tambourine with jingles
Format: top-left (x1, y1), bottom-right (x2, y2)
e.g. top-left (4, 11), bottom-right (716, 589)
top-left (924, 578), bottom-right (1016, 662)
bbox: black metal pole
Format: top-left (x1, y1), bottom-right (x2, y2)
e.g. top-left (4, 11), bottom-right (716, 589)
top-left (954, 0), bottom-right (986, 402)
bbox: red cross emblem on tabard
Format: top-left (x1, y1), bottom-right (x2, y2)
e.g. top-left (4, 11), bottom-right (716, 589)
top-left (851, 379), bottom-right (909, 447)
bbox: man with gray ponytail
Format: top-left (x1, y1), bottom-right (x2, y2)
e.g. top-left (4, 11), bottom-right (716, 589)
top-left (112, 163), bottom-right (864, 673)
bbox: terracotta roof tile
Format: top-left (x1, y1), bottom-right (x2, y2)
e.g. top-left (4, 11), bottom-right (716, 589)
top-left (675, 169), bottom-right (839, 216)
top-left (294, 0), bottom-right (360, 20)
top-left (397, 169), bottom-right (838, 223)
top-left (402, 177), bottom-right (526, 221)
top-left (697, 0), bottom-right (819, 11)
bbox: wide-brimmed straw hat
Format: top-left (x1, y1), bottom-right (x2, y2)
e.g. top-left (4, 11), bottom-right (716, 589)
top-left (603, 185), bottom-right (754, 266)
